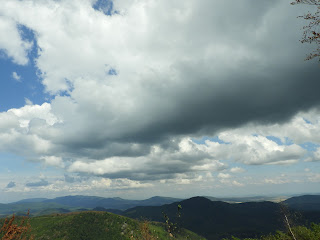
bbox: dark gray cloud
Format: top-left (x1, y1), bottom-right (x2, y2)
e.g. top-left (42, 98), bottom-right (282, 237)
top-left (52, 61), bottom-right (320, 160)
top-left (134, 63), bottom-right (320, 141)
top-left (25, 179), bottom-right (49, 187)
top-left (6, 181), bottom-right (16, 188)
top-left (64, 174), bottom-right (75, 183)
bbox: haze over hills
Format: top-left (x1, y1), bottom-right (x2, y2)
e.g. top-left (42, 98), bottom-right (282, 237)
top-left (9, 194), bottom-right (291, 207)
top-left (0, 195), bottom-right (182, 217)
top-left (203, 195), bottom-right (288, 203)
top-left (2, 194), bottom-right (320, 216)
top-left (43, 195), bottom-right (183, 210)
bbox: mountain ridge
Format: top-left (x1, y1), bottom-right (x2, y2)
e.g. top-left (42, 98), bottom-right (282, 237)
top-left (123, 196), bottom-right (320, 240)
top-left (283, 194), bottom-right (320, 211)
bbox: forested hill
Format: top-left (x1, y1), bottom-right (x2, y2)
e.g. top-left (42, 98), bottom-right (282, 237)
top-left (20, 195), bottom-right (182, 210)
top-left (283, 195), bottom-right (320, 211)
top-left (0, 195), bottom-right (182, 217)
top-left (123, 196), bottom-right (320, 240)
top-left (0, 211), bottom-right (205, 240)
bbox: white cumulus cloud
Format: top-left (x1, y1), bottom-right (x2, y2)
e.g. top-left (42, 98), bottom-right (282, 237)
top-left (12, 72), bottom-right (21, 82)
top-left (0, 16), bottom-right (32, 65)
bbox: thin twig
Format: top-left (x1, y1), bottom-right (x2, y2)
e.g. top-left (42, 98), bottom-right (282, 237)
top-left (284, 213), bottom-right (297, 240)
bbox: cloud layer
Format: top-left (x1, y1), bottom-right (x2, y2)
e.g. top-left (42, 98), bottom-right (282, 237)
top-left (0, 0), bottom-right (319, 196)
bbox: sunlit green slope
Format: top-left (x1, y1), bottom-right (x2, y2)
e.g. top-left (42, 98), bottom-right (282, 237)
top-left (29, 211), bottom-right (205, 240)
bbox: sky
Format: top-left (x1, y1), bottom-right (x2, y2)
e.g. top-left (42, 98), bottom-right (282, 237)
top-left (0, 0), bottom-right (319, 203)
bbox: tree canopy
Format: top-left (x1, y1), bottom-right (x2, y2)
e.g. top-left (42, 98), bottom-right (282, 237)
top-left (291, 0), bottom-right (320, 61)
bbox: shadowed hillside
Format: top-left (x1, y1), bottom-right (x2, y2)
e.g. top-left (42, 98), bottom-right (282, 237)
top-left (283, 195), bottom-right (320, 211)
top-left (124, 196), bottom-right (320, 240)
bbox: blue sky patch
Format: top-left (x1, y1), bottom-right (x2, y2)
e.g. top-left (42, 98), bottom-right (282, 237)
top-left (0, 25), bottom-right (48, 112)
top-left (303, 118), bottom-right (312, 124)
top-left (299, 142), bottom-right (320, 152)
top-left (93, 0), bottom-right (115, 16)
top-left (192, 136), bottom-right (229, 145)
top-left (108, 68), bottom-right (117, 75)
top-left (266, 136), bottom-right (283, 145)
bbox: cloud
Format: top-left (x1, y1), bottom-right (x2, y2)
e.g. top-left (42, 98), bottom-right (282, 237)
top-left (1, 1), bottom-right (318, 139)
top-left (24, 98), bottom-right (33, 105)
top-left (160, 173), bottom-right (204, 185)
top-left (239, 109), bottom-right (320, 145)
top-left (231, 181), bottom-right (244, 187)
top-left (230, 167), bottom-right (246, 173)
top-left (12, 72), bottom-right (21, 82)
top-left (218, 173), bottom-right (231, 179)
top-left (308, 173), bottom-right (320, 183)
top-left (216, 172), bottom-right (245, 186)
top-left (25, 179), bottom-right (49, 187)
top-left (264, 178), bottom-right (291, 185)
top-left (0, 16), bottom-right (32, 65)
top-left (6, 181), bottom-right (16, 188)
top-left (64, 174), bottom-right (75, 183)
top-left (0, 0), bottom-right (318, 186)
top-left (40, 156), bottom-right (64, 168)
top-left (215, 133), bottom-right (305, 165)
top-left (92, 178), bottom-right (153, 189)
top-left (67, 140), bottom-right (227, 181)
top-left (0, 103), bottom-right (59, 158)
top-left (306, 151), bottom-right (320, 162)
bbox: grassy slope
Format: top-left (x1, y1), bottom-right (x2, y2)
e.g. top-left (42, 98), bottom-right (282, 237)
top-left (28, 211), bottom-right (205, 240)
top-left (224, 222), bottom-right (320, 240)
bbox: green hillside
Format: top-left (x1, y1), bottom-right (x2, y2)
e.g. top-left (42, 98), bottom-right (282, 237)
top-left (26, 211), bottom-right (205, 240)
top-left (224, 222), bottom-right (320, 240)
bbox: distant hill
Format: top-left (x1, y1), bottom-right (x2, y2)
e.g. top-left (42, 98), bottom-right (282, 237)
top-left (123, 196), bottom-right (320, 240)
top-left (92, 206), bottom-right (124, 215)
top-left (43, 195), bottom-right (125, 208)
top-left (14, 198), bottom-right (48, 203)
top-left (43, 195), bottom-right (182, 210)
top-left (0, 202), bottom-right (72, 217)
top-left (0, 195), bottom-right (182, 217)
top-left (138, 196), bottom-right (183, 206)
top-left (35, 207), bottom-right (71, 216)
top-left (27, 211), bottom-right (205, 240)
top-left (204, 195), bottom-right (287, 203)
top-left (283, 195), bottom-right (320, 211)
